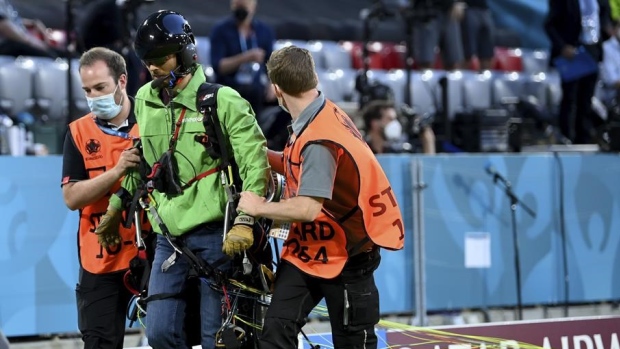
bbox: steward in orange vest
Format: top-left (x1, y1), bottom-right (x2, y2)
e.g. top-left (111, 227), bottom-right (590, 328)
top-left (280, 98), bottom-right (404, 278)
top-left (66, 115), bottom-right (144, 274)
top-left (61, 47), bottom-right (150, 349)
top-left (237, 45), bottom-right (404, 349)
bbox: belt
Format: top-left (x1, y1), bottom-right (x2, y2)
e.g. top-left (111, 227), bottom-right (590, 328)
top-left (344, 246), bottom-right (380, 269)
top-left (179, 221), bottom-right (225, 238)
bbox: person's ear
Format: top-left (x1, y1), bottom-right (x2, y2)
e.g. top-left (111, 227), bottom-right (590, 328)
top-left (119, 73), bottom-right (128, 91)
top-left (371, 118), bottom-right (381, 130)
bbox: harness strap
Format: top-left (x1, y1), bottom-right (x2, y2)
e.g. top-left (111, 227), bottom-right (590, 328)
top-left (123, 271), bottom-right (140, 296)
top-left (144, 162), bottom-right (219, 194)
top-left (123, 258), bottom-right (151, 296)
top-left (173, 237), bottom-right (229, 286)
top-left (124, 187), bottom-right (146, 228)
top-left (169, 107), bottom-right (187, 151)
top-left (141, 292), bottom-right (181, 303)
top-left (181, 166), bottom-right (220, 190)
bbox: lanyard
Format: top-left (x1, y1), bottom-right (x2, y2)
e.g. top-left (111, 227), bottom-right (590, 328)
top-left (238, 31), bottom-right (258, 52)
top-left (169, 107), bottom-right (187, 151)
top-left (94, 118), bottom-right (135, 140)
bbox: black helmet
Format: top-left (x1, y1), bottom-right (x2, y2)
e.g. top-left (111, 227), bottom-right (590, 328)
top-left (133, 10), bottom-right (197, 75)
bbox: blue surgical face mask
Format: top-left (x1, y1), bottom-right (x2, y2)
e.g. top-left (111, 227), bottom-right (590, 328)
top-left (87, 84), bottom-right (123, 120)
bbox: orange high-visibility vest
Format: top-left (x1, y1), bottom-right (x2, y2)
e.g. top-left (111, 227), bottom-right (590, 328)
top-left (281, 99), bottom-right (404, 278)
top-left (68, 115), bottom-right (146, 274)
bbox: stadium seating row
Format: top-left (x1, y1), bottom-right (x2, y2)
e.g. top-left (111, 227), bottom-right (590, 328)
top-left (317, 68), bottom-right (562, 120)
top-left (269, 39), bottom-right (549, 73)
top-left (0, 37), bottom-right (560, 156)
top-left (0, 53), bottom-right (561, 125)
top-left (192, 37), bottom-right (549, 74)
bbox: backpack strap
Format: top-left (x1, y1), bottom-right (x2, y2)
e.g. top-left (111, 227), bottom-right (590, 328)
top-left (196, 82), bottom-right (231, 169)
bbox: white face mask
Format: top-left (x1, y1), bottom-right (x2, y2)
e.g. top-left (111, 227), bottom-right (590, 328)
top-left (384, 119), bottom-right (402, 140)
top-left (276, 87), bottom-right (290, 114)
top-left (86, 84), bottom-right (123, 120)
top-left (278, 97), bottom-right (290, 114)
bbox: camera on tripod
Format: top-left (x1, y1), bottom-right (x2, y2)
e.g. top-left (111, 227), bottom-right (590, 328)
top-left (355, 0), bottom-right (442, 110)
top-left (400, 103), bottom-right (434, 136)
top-left (355, 0), bottom-right (397, 110)
top-left (355, 74), bottom-right (394, 110)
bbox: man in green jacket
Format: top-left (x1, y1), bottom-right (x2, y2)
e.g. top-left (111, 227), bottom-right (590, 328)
top-left (95, 10), bottom-right (269, 349)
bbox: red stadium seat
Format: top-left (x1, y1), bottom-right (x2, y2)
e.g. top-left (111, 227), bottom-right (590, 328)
top-left (493, 47), bottom-right (523, 72)
top-left (380, 43), bottom-right (406, 70)
top-left (341, 41), bottom-right (386, 70)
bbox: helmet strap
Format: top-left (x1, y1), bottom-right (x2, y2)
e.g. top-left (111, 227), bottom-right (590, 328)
top-left (163, 64), bottom-right (197, 96)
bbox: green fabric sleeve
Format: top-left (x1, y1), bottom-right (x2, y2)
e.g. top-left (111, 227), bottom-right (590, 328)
top-left (612, 0), bottom-right (620, 21)
top-left (218, 87), bottom-right (270, 196)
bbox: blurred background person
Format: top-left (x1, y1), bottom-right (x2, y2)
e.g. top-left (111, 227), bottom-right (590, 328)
top-left (601, 20), bottom-right (620, 109)
top-left (255, 105), bottom-right (290, 151)
top-left (545, 0), bottom-right (612, 144)
top-left (461, 0), bottom-right (496, 70)
top-left (210, 0), bottom-right (275, 118)
top-left (411, 0), bottom-right (466, 70)
top-left (362, 100), bottom-right (436, 155)
top-left (0, 0), bottom-right (59, 58)
top-left (77, 0), bottom-right (152, 97)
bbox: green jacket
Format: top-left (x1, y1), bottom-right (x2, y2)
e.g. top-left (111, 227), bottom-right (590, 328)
top-left (110, 66), bottom-right (269, 236)
top-left (612, 0), bottom-right (620, 21)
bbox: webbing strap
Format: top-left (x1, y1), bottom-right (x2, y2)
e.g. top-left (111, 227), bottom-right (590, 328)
top-left (169, 107), bottom-right (187, 150)
top-left (181, 166), bottom-right (220, 190)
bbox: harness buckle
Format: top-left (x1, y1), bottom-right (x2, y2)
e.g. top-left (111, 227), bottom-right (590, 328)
top-left (161, 251), bottom-right (177, 272)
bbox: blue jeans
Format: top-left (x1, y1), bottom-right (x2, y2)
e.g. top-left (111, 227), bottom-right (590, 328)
top-left (146, 224), bottom-right (230, 349)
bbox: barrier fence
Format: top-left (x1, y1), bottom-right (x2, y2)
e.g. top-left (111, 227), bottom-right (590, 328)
top-left (0, 153), bottom-right (619, 336)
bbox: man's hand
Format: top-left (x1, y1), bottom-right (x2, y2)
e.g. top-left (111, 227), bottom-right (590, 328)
top-left (245, 48), bottom-right (266, 63)
top-left (237, 191), bottom-right (266, 217)
top-left (113, 147), bottom-right (140, 177)
top-left (223, 215), bottom-right (255, 256)
top-left (95, 207), bottom-right (122, 248)
top-left (450, 2), bottom-right (466, 21)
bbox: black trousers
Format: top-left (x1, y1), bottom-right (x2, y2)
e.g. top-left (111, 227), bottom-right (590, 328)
top-left (559, 71), bottom-right (599, 144)
top-left (259, 249), bottom-right (381, 349)
top-left (558, 44), bottom-right (602, 144)
top-left (76, 268), bottom-right (132, 349)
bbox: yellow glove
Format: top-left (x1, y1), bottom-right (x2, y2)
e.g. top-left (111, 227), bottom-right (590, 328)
top-left (223, 215), bottom-right (254, 256)
top-left (95, 207), bottom-right (122, 249)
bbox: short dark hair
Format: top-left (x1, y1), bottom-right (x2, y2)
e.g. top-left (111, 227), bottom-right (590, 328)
top-left (266, 46), bottom-right (318, 96)
top-left (361, 99), bottom-right (395, 131)
top-left (79, 47), bottom-right (127, 81)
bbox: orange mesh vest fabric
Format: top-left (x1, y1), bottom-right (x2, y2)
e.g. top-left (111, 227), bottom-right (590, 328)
top-left (68, 115), bottom-right (146, 274)
top-left (282, 99), bottom-right (404, 278)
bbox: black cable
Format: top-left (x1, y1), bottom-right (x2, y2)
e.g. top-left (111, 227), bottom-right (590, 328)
top-left (300, 328), bottom-right (320, 349)
top-left (174, 150), bottom-right (198, 187)
top-left (553, 151), bottom-right (570, 316)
